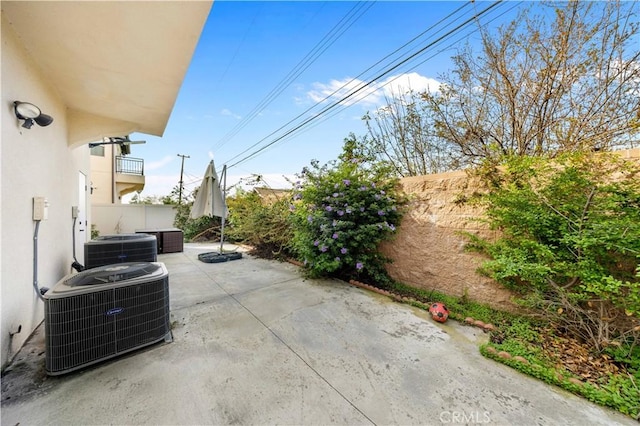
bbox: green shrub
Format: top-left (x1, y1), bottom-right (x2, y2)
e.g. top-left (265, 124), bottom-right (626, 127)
top-left (467, 152), bottom-right (640, 351)
top-left (173, 198), bottom-right (220, 241)
top-left (90, 224), bottom-right (100, 240)
top-left (226, 189), bottom-right (294, 257)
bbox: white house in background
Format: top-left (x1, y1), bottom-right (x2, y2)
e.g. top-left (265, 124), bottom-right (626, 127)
top-left (0, 0), bottom-right (213, 370)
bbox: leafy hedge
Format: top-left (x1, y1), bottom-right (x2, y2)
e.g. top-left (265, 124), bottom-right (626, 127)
top-left (225, 189), bottom-right (293, 258)
top-left (466, 152), bottom-right (640, 351)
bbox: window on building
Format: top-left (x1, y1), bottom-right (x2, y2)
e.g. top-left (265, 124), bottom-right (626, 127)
top-left (90, 145), bottom-right (105, 156)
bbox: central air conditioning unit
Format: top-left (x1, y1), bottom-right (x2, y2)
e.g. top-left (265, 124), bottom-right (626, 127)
top-left (44, 262), bottom-right (171, 375)
top-left (84, 234), bottom-right (157, 269)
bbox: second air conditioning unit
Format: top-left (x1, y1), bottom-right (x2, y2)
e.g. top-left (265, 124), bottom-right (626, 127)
top-left (84, 234), bottom-right (157, 269)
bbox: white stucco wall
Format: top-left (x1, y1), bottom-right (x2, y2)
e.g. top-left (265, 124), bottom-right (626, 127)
top-left (91, 204), bottom-right (177, 236)
top-left (1, 19), bottom-right (91, 369)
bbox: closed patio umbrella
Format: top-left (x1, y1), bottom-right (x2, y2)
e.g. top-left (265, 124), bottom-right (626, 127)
top-left (190, 160), bottom-right (240, 262)
top-left (190, 160), bottom-right (226, 220)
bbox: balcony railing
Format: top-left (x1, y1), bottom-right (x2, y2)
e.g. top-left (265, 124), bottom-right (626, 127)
top-left (115, 156), bottom-right (144, 176)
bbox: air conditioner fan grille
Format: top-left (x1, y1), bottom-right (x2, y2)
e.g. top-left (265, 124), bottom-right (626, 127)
top-left (64, 263), bottom-right (161, 286)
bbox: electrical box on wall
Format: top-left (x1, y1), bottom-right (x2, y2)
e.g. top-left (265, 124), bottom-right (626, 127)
top-left (33, 197), bottom-right (48, 221)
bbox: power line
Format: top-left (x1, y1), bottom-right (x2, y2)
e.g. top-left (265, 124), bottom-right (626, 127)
top-left (257, 0), bottom-right (523, 152)
top-left (225, 1), bottom-right (505, 169)
top-left (221, 1), bottom-right (475, 167)
top-left (211, 1), bottom-right (376, 152)
top-left (214, 3), bottom-right (265, 94)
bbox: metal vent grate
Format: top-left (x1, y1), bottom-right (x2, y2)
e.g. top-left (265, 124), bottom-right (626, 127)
top-left (45, 276), bottom-right (169, 375)
top-left (115, 282), bottom-right (170, 352)
top-left (45, 290), bottom-right (114, 373)
top-left (64, 263), bottom-right (162, 287)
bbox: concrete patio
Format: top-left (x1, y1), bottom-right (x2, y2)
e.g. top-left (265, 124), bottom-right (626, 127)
top-left (1, 243), bottom-right (635, 425)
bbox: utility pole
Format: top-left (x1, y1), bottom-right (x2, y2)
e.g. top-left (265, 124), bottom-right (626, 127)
top-left (177, 154), bottom-right (190, 204)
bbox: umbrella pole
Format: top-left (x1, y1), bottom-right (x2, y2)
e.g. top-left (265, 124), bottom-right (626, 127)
top-left (219, 164), bottom-right (227, 254)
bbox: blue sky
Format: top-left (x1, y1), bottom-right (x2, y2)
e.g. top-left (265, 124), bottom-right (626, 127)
top-left (128, 0), bottom-right (525, 201)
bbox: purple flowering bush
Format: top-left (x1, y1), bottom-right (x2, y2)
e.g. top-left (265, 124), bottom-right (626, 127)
top-left (291, 137), bottom-right (406, 285)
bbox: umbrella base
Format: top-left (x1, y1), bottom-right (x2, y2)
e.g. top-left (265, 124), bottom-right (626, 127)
top-left (198, 251), bottom-right (242, 263)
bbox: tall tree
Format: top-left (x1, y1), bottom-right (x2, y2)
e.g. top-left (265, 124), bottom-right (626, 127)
top-left (362, 90), bottom-right (460, 176)
top-left (429, 1), bottom-right (639, 164)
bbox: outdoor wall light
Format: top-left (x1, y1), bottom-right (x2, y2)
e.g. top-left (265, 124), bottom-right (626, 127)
top-left (13, 101), bottom-right (54, 129)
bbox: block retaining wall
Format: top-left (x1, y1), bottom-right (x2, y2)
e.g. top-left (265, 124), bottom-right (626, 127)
top-left (380, 148), bottom-right (640, 311)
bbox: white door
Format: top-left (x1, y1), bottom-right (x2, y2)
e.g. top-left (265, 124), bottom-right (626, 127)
top-left (76, 172), bottom-right (88, 261)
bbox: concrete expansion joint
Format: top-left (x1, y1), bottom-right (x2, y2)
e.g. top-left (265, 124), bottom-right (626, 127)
top-left (266, 326), bottom-right (377, 426)
top-left (228, 287), bottom-right (378, 425)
